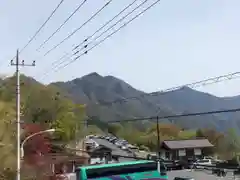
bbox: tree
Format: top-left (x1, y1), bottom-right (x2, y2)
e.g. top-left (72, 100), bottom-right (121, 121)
top-left (196, 129), bottom-right (204, 138)
top-left (21, 123), bottom-right (51, 165)
top-left (227, 128), bottom-right (240, 157)
top-left (0, 102), bottom-right (16, 178)
top-left (107, 124), bottom-right (122, 135)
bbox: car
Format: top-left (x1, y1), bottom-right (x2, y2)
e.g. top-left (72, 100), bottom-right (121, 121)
top-left (112, 139), bottom-right (118, 143)
top-left (105, 136), bottom-right (111, 140)
top-left (193, 158), bottom-right (213, 169)
top-left (121, 146), bottom-right (127, 150)
top-left (177, 159), bottom-right (196, 169)
top-left (174, 177), bottom-right (195, 180)
top-left (109, 137), bottom-right (117, 142)
top-left (115, 142), bottom-right (122, 147)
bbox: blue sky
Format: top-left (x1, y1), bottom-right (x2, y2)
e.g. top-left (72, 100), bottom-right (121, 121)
top-left (0, 0), bottom-right (240, 97)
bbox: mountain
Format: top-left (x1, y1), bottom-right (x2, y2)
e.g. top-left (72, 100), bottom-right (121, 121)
top-left (51, 72), bottom-right (240, 133)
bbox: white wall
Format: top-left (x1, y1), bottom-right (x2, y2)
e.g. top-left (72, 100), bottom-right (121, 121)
top-left (90, 157), bottom-right (105, 164)
top-left (194, 148), bottom-right (202, 155)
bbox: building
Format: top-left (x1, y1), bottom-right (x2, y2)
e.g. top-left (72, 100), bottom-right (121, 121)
top-left (87, 145), bottom-right (114, 164)
top-left (160, 139), bottom-right (214, 160)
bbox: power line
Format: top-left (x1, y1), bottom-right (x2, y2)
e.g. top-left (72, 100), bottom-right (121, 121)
top-left (36, 0), bottom-right (87, 52)
top-left (53, 0), bottom-right (162, 73)
top-left (72, 0), bottom-right (139, 51)
top-left (19, 0), bottom-right (65, 54)
top-left (43, 0), bottom-right (113, 57)
top-left (109, 107), bottom-right (240, 123)
top-left (72, 0), bottom-right (149, 55)
top-left (2, 0), bottom-right (64, 68)
top-left (96, 71), bottom-right (240, 106)
top-left (39, 0), bottom-right (147, 78)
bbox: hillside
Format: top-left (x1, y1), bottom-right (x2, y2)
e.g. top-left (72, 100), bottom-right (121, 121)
top-left (52, 72), bottom-right (240, 133)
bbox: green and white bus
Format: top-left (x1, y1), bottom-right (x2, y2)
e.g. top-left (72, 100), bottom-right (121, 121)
top-left (75, 160), bottom-right (168, 179)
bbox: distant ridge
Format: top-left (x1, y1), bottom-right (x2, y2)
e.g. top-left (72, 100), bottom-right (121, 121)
top-left (51, 72), bottom-right (240, 133)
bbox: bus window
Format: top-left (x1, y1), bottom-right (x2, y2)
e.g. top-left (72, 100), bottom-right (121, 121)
top-left (86, 162), bottom-right (159, 179)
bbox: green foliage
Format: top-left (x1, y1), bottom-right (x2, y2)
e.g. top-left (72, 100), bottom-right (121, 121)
top-left (88, 116), bottom-right (110, 131)
top-left (107, 123), bottom-right (122, 135)
top-left (0, 101), bottom-right (16, 176)
top-left (178, 130), bottom-right (196, 139)
top-left (0, 75), bottom-right (90, 178)
top-left (112, 122), bottom-right (240, 159)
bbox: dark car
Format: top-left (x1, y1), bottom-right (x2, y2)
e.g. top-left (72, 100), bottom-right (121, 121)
top-left (178, 159), bottom-right (196, 169)
top-left (174, 177), bottom-right (195, 180)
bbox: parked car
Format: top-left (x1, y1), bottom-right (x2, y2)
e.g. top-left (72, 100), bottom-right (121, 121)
top-left (193, 158), bottom-right (213, 169)
top-left (177, 159), bottom-right (196, 169)
top-left (174, 177), bottom-right (195, 180)
top-left (121, 146), bottom-right (127, 150)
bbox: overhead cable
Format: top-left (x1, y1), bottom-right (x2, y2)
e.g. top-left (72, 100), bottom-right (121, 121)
top-left (72, 0), bottom-right (149, 54)
top-left (109, 107), bottom-right (240, 123)
top-left (4, 0), bottom-right (65, 66)
top-left (53, 0), bottom-right (162, 73)
top-left (72, 0), bottom-right (140, 51)
top-left (97, 71), bottom-right (240, 106)
top-left (43, 0), bottom-right (113, 57)
top-left (36, 0), bottom-right (87, 51)
top-left (40, 0), bottom-right (148, 78)
top-left (20, 0), bottom-right (65, 54)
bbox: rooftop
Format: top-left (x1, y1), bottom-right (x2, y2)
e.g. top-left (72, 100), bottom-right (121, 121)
top-left (162, 139), bottom-right (214, 149)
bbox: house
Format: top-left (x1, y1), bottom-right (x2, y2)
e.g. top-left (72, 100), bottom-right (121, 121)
top-left (87, 145), bottom-right (113, 164)
top-left (160, 139), bottom-right (214, 160)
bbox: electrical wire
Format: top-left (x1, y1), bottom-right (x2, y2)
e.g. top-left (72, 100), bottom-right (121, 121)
top-left (73, 0), bottom-right (149, 54)
top-left (72, 0), bottom-right (149, 57)
top-left (72, 0), bottom-right (140, 51)
top-left (3, 0), bottom-right (65, 67)
top-left (53, 0), bottom-right (162, 73)
top-left (96, 71), bottom-right (240, 106)
top-left (20, 0), bottom-right (65, 54)
top-left (43, 0), bottom-right (113, 57)
top-left (109, 107), bottom-right (240, 123)
top-left (39, 0), bottom-right (148, 79)
top-left (36, 0), bottom-right (87, 51)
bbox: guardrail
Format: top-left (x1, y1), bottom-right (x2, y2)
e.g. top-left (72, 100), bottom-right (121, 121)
top-left (191, 163), bottom-right (240, 177)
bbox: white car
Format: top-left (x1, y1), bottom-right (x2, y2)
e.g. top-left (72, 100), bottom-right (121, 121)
top-left (193, 159), bottom-right (213, 168)
top-left (121, 146), bottom-right (127, 150)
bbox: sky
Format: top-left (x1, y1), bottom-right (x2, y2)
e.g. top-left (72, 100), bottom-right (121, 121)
top-left (0, 0), bottom-right (240, 97)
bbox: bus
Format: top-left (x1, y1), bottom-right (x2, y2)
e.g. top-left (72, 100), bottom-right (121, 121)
top-left (75, 160), bottom-right (168, 179)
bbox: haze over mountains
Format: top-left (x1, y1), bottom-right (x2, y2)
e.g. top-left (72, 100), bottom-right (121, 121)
top-left (51, 72), bottom-right (240, 133)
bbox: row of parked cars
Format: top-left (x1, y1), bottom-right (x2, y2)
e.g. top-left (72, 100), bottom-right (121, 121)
top-left (88, 134), bottom-right (140, 153)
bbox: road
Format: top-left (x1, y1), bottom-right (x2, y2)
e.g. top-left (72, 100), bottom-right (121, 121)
top-left (93, 138), bottom-right (135, 161)
top-left (168, 169), bottom-right (238, 180)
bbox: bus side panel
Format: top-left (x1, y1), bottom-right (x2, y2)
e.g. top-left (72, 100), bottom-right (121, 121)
top-left (88, 170), bottom-right (168, 179)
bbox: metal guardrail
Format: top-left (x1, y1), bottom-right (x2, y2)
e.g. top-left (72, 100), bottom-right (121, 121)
top-left (190, 164), bottom-right (240, 177)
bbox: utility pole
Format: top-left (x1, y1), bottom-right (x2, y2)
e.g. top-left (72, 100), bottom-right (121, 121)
top-left (156, 116), bottom-right (161, 172)
top-left (11, 49), bottom-right (35, 180)
top-left (82, 117), bottom-right (88, 149)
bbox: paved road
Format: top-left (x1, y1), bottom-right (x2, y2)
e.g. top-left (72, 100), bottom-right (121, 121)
top-left (168, 169), bottom-right (239, 180)
top-left (93, 138), bottom-right (135, 161)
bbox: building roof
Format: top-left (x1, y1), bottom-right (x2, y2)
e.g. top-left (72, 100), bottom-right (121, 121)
top-left (162, 139), bottom-right (214, 149)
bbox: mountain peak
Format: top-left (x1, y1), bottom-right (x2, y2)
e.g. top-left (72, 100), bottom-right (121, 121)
top-left (82, 72), bottom-right (102, 79)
